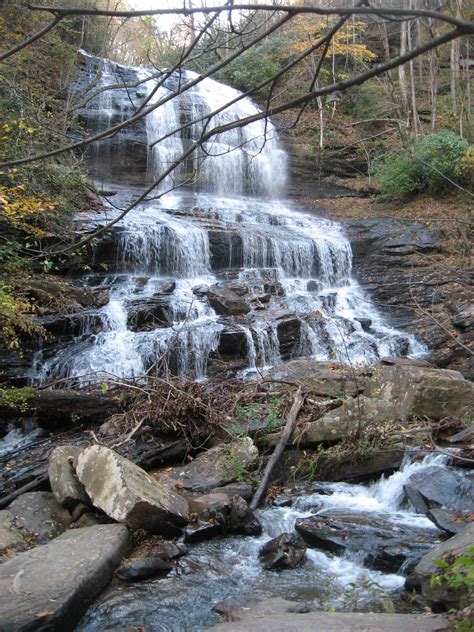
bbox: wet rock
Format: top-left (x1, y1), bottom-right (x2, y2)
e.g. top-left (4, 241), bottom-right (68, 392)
top-left (272, 496), bottom-right (293, 508)
top-left (8, 492), bottom-right (72, 544)
top-left (209, 605), bottom-right (448, 631)
top-left (217, 328), bottom-right (249, 360)
top-left (404, 466), bottom-right (474, 514)
top-left (208, 231), bottom-right (244, 270)
top-left (76, 445), bottom-right (189, 536)
top-left (270, 447), bottom-right (405, 484)
top-left (0, 388), bottom-right (123, 424)
top-left (0, 524), bottom-right (131, 632)
top-left (276, 316), bottom-right (301, 360)
top-left (183, 521), bottom-right (222, 544)
top-left (115, 555), bottom-right (173, 581)
top-left (126, 296), bottom-right (173, 330)
top-left (356, 317), bottom-right (372, 332)
top-left (188, 492), bottom-right (232, 515)
top-left (427, 508), bottom-right (470, 535)
top-left (184, 494), bottom-right (261, 543)
top-left (295, 510), bottom-right (443, 573)
top-left (208, 285), bottom-right (250, 316)
top-left (307, 280), bottom-right (320, 292)
top-left (259, 532), bottom-right (306, 570)
top-left (227, 495), bottom-right (262, 536)
top-left (406, 523), bottom-right (474, 610)
top-left (48, 445), bottom-right (90, 509)
top-left (168, 438), bottom-right (258, 493)
top-left (25, 277), bottom-right (109, 313)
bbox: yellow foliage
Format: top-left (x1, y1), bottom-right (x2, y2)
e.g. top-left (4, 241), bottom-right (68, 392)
top-left (0, 171), bottom-right (58, 237)
top-left (283, 15), bottom-right (377, 63)
top-left (0, 285), bottom-right (44, 350)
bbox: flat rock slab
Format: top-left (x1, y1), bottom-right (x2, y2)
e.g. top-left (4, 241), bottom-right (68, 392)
top-left (0, 524), bottom-right (132, 632)
top-left (209, 610), bottom-right (448, 631)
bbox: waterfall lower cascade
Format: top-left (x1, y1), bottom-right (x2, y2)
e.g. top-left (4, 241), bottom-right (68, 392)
top-left (32, 52), bottom-right (424, 385)
top-left (77, 454), bottom-right (455, 631)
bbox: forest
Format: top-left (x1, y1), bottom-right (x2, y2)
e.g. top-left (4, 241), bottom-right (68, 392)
top-left (0, 1), bottom-right (473, 631)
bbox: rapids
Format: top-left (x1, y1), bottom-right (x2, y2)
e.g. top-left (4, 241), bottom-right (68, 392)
top-left (77, 454), bottom-right (450, 631)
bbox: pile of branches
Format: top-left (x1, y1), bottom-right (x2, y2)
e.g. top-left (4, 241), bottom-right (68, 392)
top-left (107, 375), bottom-right (246, 449)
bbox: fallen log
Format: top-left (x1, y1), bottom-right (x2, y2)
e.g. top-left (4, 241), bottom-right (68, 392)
top-left (250, 387), bottom-right (304, 510)
top-left (0, 389), bottom-right (123, 424)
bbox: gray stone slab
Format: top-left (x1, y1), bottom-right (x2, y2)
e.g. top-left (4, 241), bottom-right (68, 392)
top-left (0, 524), bottom-right (132, 631)
top-left (209, 609), bottom-right (448, 631)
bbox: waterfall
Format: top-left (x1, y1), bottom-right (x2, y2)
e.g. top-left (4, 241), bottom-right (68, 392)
top-left (31, 52), bottom-right (425, 385)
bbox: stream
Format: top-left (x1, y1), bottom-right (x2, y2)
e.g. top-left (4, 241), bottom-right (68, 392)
top-left (77, 454), bottom-right (451, 631)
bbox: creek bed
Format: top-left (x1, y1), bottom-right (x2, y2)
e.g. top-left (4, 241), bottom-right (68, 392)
top-left (78, 455), bottom-right (452, 632)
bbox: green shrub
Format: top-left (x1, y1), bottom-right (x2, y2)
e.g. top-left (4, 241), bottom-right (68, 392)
top-left (374, 130), bottom-right (471, 198)
top-left (415, 130), bottom-right (470, 192)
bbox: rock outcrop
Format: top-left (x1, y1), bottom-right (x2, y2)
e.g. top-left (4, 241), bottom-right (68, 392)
top-left (404, 465), bottom-right (474, 514)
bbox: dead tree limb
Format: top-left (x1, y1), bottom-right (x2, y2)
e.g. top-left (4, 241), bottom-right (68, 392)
top-left (250, 387), bottom-right (304, 510)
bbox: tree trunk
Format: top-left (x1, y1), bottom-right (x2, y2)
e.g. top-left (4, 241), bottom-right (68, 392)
top-left (250, 388), bottom-right (304, 510)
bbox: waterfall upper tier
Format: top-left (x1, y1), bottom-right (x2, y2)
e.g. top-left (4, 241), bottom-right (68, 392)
top-left (30, 53), bottom-right (425, 385)
top-left (74, 51), bottom-right (287, 197)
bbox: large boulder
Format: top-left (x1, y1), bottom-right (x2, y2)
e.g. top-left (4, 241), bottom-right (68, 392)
top-left (164, 438), bottom-right (258, 493)
top-left (295, 510), bottom-right (443, 573)
top-left (364, 360), bottom-right (473, 421)
top-left (259, 533), bottom-right (307, 571)
top-left (0, 524), bottom-right (131, 631)
top-left (404, 465), bottom-right (474, 514)
top-left (406, 523), bottom-right (474, 610)
top-left (48, 445), bottom-right (90, 509)
top-left (76, 445), bottom-right (189, 535)
top-left (7, 491), bottom-right (72, 544)
top-left (265, 395), bottom-right (395, 448)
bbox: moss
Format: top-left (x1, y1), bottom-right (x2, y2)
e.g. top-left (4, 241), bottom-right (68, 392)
top-left (0, 386), bottom-right (36, 412)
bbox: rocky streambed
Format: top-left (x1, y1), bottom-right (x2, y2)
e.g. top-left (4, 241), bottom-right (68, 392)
top-left (0, 358), bottom-right (473, 631)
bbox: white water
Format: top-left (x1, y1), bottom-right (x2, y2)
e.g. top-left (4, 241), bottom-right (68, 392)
top-left (31, 55), bottom-right (425, 385)
top-left (77, 454), bottom-right (449, 631)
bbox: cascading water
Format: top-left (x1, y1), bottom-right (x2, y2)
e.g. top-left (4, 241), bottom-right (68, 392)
top-left (31, 52), bottom-right (425, 385)
top-left (77, 454), bottom-right (456, 631)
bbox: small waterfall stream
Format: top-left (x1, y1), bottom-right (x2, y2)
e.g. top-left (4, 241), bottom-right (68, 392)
top-left (77, 454), bottom-right (454, 631)
top-left (30, 51), bottom-right (425, 385)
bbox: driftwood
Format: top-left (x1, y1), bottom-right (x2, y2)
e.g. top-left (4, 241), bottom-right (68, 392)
top-left (250, 387), bottom-right (304, 510)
